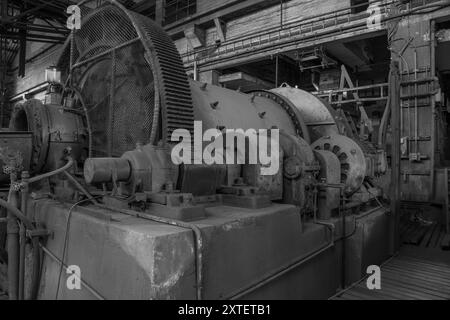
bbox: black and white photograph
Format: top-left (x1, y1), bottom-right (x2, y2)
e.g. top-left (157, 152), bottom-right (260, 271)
top-left (0, 0), bottom-right (450, 306)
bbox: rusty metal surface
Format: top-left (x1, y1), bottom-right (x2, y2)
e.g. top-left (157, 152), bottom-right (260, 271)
top-left (312, 134), bottom-right (367, 196)
top-left (58, 0), bottom-right (194, 154)
top-left (0, 131), bottom-right (33, 181)
top-left (249, 89), bottom-right (311, 143)
top-left (271, 86), bottom-right (340, 142)
top-left (190, 81), bottom-right (298, 136)
top-left (314, 150), bottom-right (341, 219)
top-left (333, 253), bottom-right (450, 300)
top-left (9, 100), bottom-right (87, 173)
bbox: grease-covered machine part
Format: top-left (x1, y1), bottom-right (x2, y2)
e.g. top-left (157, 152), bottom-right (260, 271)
top-left (311, 135), bottom-right (367, 196)
top-left (270, 86), bottom-right (341, 142)
top-left (57, 0), bottom-right (194, 156)
top-left (5, 0), bottom-right (391, 301)
top-left (190, 81), bottom-right (302, 137)
top-left (314, 150), bottom-right (341, 220)
top-left (9, 99), bottom-right (88, 173)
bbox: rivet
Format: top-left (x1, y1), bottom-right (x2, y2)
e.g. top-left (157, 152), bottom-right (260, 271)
top-left (210, 101), bottom-right (219, 109)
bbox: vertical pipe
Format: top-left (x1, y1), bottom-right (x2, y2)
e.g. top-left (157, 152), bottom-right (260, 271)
top-left (430, 20), bottom-right (436, 200)
top-left (193, 60), bottom-right (198, 81)
top-left (341, 189), bottom-right (346, 288)
top-left (7, 173), bottom-right (19, 300)
top-left (69, 29), bottom-right (75, 88)
top-left (414, 50), bottom-right (418, 154)
top-left (18, 224), bottom-right (25, 300)
top-left (390, 61), bottom-right (402, 254)
top-left (399, 60), bottom-right (403, 146)
top-left (18, 171), bottom-right (29, 300)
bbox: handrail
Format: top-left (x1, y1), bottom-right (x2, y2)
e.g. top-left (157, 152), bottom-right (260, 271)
top-left (181, 0), bottom-right (394, 62)
top-left (181, 0), bottom-right (446, 67)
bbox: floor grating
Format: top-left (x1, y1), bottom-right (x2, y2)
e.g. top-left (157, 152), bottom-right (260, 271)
top-left (332, 249), bottom-right (450, 300)
top-left (400, 220), bottom-right (450, 250)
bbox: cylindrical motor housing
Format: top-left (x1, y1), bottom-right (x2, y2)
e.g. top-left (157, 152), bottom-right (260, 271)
top-left (9, 99), bottom-right (88, 174)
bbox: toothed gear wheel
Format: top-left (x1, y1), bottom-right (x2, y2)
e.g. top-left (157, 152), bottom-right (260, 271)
top-left (57, 0), bottom-right (194, 157)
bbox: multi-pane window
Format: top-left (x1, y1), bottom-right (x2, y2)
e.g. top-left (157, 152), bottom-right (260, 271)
top-left (164, 0), bottom-right (197, 25)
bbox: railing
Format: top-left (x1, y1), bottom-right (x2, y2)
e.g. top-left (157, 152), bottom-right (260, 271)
top-left (181, 0), bottom-right (394, 66)
top-left (181, 0), bottom-right (444, 68)
top-left (314, 83), bottom-right (389, 105)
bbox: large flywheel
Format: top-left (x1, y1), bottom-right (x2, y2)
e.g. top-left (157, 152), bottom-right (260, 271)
top-left (57, 0), bottom-right (194, 157)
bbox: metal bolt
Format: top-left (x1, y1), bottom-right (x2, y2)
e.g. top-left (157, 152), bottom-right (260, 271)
top-left (210, 101), bottom-right (219, 109)
top-left (258, 112), bottom-right (266, 119)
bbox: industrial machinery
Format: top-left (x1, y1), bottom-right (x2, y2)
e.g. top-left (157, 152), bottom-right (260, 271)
top-left (0, 0), bottom-right (391, 300)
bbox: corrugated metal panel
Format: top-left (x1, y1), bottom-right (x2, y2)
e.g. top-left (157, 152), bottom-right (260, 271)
top-left (333, 255), bottom-right (450, 300)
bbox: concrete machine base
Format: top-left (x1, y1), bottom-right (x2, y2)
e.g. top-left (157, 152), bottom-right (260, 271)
top-left (27, 199), bottom-right (389, 300)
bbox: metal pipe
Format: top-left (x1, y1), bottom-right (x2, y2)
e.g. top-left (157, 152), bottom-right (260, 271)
top-left (0, 199), bottom-right (34, 231)
top-left (62, 171), bottom-right (100, 205)
top-left (414, 50), bottom-right (419, 154)
top-left (28, 157), bottom-right (74, 184)
top-left (390, 61), bottom-right (402, 254)
top-left (29, 237), bottom-right (41, 300)
top-left (39, 244), bottom-right (105, 300)
top-left (18, 224), bottom-right (25, 300)
top-left (6, 173), bottom-right (20, 300)
top-left (430, 20), bottom-right (436, 200)
top-left (18, 171), bottom-right (29, 300)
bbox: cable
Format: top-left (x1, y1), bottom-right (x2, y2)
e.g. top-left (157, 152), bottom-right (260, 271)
top-left (40, 244), bottom-right (105, 300)
top-left (54, 197), bottom-right (101, 300)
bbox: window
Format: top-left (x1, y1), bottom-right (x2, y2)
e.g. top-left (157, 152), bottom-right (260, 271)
top-left (164, 0), bottom-right (197, 25)
top-left (351, 0), bottom-right (369, 14)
